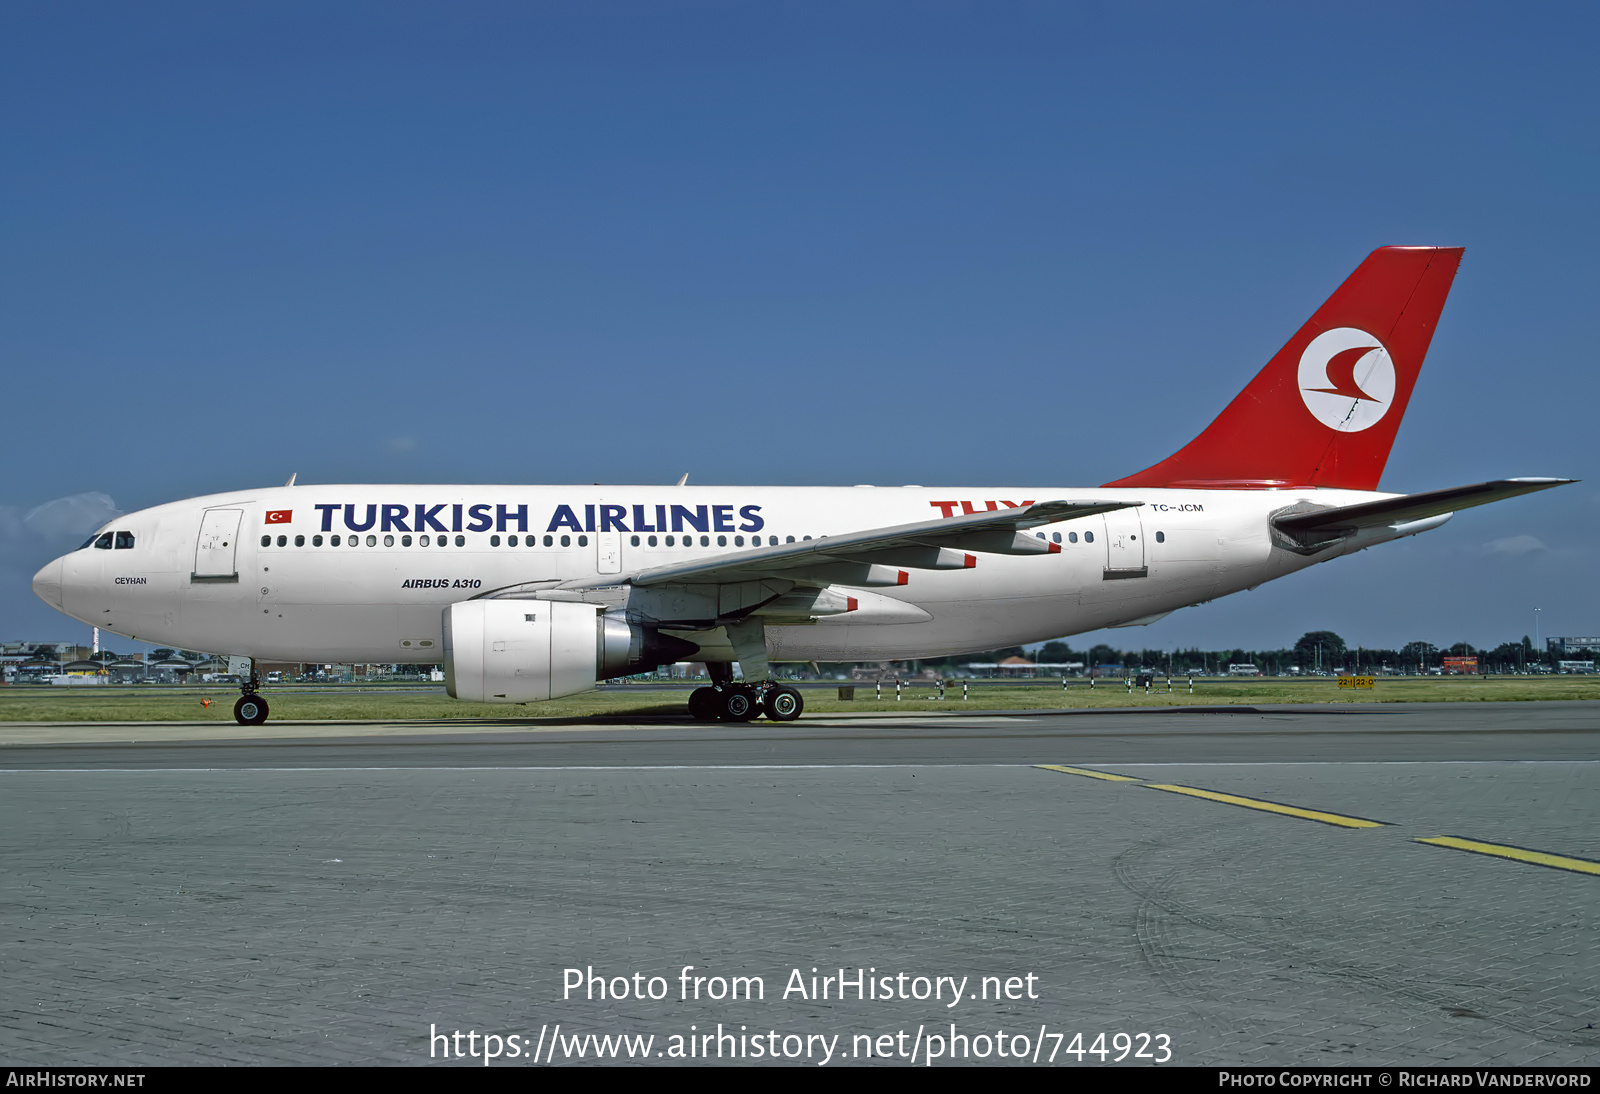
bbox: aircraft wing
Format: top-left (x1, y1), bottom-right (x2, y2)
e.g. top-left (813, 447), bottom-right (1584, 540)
top-left (580, 498), bottom-right (1139, 590)
top-left (1273, 478), bottom-right (1574, 539)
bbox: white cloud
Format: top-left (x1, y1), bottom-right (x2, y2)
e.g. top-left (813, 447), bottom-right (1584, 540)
top-left (21, 492), bottom-right (122, 541)
top-left (1481, 534), bottom-right (1546, 557)
top-left (0, 492), bottom-right (122, 550)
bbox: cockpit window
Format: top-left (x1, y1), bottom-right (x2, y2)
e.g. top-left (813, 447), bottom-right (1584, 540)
top-left (79, 535), bottom-right (99, 550)
top-left (94, 533), bottom-right (114, 550)
top-left (114, 531), bottom-right (135, 550)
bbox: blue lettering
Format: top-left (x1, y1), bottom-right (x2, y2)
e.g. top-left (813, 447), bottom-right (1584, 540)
top-left (345, 504), bottom-right (377, 532)
top-left (655, 504), bottom-right (667, 533)
top-left (671, 504), bottom-right (708, 533)
top-left (712, 505), bottom-right (736, 532)
top-left (314, 504), bottom-right (340, 532)
top-left (415, 503), bottom-right (448, 532)
top-left (632, 504), bottom-right (656, 533)
top-left (496, 504), bottom-right (528, 533)
top-left (583, 504), bottom-right (596, 533)
top-left (600, 505), bottom-right (628, 532)
top-left (467, 504), bottom-right (493, 532)
top-left (739, 504), bottom-right (765, 532)
top-left (451, 503), bottom-right (463, 532)
top-left (547, 505), bottom-right (583, 532)
top-left (381, 504), bottom-right (411, 532)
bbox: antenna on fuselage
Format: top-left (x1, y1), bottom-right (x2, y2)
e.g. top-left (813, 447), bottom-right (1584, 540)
top-left (284, 473), bottom-right (297, 487)
top-left (675, 473), bottom-right (689, 486)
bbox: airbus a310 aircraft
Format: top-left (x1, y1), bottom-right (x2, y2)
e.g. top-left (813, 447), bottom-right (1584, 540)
top-left (32, 246), bottom-right (1572, 725)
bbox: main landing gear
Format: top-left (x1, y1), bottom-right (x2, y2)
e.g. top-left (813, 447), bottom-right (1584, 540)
top-left (688, 683), bottom-right (804, 723)
top-left (234, 673), bottom-right (269, 726)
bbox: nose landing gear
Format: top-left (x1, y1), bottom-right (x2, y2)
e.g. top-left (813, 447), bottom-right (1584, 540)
top-left (234, 673), bottom-right (269, 726)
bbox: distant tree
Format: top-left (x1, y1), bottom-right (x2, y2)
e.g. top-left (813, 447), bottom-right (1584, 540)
top-left (1294, 631), bottom-right (1346, 657)
top-left (89, 650), bottom-right (117, 663)
top-left (151, 648), bottom-right (176, 661)
top-left (1088, 643), bottom-right (1120, 666)
top-left (1039, 641), bottom-right (1075, 663)
top-left (1400, 641), bottom-right (1437, 669)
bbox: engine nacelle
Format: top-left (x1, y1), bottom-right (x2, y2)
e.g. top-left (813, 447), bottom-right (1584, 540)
top-left (443, 600), bottom-right (699, 703)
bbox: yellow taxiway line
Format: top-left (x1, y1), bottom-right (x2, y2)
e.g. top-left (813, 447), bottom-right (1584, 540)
top-left (1414, 835), bottom-right (1600, 876)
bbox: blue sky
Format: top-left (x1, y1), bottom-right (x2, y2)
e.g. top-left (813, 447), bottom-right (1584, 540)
top-left (3, 2), bottom-right (1596, 652)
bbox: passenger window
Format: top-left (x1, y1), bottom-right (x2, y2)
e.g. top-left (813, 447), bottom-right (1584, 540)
top-left (647, 535), bottom-right (657, 546)
top-left (455, 535), bottom-right (465, 546)
top-left (95, 533), bottom-right (114, 550)
top-left (734, 535), bottom-right (744, 546)
top-left (1036, 532), bottom-right (1045, 540)
top-left (277, 535), bottom-right (287, 547)
top-left (114, 531), bottom-right (135, 549)
top-left (786, 536), bottom-right (795, 543)
top-left (365, 535), bottom-right (376, 547)
top-left (1155, 531), bottom-right (1165, 543)
top-left (542, 535), bottom-right (553, 547)
top-left (1052, 532), bottom-right (1062, 543)
top-left (1084, 531), bottom-right (1094, 543)
top-left (383, 534), bottom-right (395, 547)
top-left (260, 535), bottom-right (271, 548)
top-left (294, 535), bottom-right (305, 547)
top-left (717, 535), bottom-right (727, 547)
top-left (665, 535), bottom-right (675, 546)
top-left (490, 535), bottom-right (501, 546)
top-left (578, 535), bottom-right (588, 546)
top-left (401, 535), bottom-right (412, 546)
top-left (1068, 532), bottom-right (1077, 543)
top-left (630, 535), bottom-right (640, 546)
top-left (560, 535), bottom-right (570, 547)
top-left (419, 535), bottom-right (429, 546)
top-left (700, 535), bottom-right (710, 546)
top-left (331, 534), bottom-right (341, 546)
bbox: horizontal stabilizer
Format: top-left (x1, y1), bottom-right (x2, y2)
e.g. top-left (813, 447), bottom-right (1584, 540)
top-left (1272, 478), bottom-right (1574, 546)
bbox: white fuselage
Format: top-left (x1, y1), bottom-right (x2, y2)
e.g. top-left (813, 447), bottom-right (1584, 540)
top-left (39, 483), bottom-right (1432, 664)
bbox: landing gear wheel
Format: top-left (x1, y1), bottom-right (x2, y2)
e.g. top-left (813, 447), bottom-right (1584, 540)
top-left (764, 686), bottom-right (803, 722)
top-left (234, 694), bottom-right (269, 726)
top-left (688, 687), bottom-right (719, 721)
top-left (719, 688), bottom-right (757, 722)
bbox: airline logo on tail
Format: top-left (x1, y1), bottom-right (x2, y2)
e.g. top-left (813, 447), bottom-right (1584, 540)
top-left (1297, 327), bottom-right (1395, 433)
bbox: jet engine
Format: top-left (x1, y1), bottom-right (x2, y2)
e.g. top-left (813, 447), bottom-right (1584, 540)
top-left (443, 600), bottom-right (698, 703)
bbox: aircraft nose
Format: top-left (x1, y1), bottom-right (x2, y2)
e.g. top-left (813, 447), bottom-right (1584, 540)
top-left (32, 557), bottom-right (64, 611)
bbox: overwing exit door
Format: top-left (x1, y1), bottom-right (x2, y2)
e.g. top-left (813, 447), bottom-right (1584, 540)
top-left (596, 531), bottom-right (622, 574)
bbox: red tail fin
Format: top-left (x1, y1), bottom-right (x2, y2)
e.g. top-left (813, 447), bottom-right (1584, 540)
top-left (1105, 245), bottom-right (1464, 491)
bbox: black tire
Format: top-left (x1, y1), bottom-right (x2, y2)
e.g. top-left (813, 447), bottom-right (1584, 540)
top-left (234, 694), bottom-right (269, 726)
top-left (688, 687), bottom-right (719, 721)
top-left (765, 686), bottom-right (803, 721)
top-left (720, 688), bottom-right (757, 722)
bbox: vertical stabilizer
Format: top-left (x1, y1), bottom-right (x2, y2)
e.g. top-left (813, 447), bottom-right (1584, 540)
top-left (1105, 246), bottom-right (1463, 491)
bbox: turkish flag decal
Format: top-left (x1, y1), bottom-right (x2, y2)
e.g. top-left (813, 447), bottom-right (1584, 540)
top-left (265, 510), bottom-right (292, 524)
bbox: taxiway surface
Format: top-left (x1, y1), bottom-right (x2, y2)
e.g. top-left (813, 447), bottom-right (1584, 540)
top-left (2, 702), bottom-right (1596, 1066)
